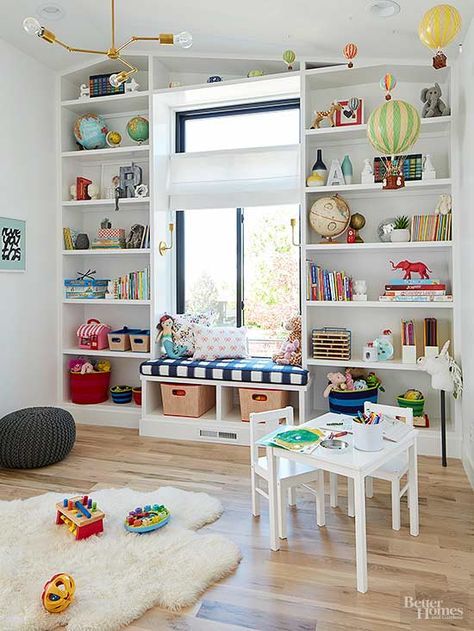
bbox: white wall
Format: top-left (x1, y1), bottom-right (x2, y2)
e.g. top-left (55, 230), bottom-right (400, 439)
top-left (457, 19), bottom-right (474, 488)
top-left (0, 38), bottom-right (57, 417)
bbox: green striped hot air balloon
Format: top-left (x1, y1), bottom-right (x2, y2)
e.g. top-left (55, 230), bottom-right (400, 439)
top-left (367, 99), bottom-right (420, 157)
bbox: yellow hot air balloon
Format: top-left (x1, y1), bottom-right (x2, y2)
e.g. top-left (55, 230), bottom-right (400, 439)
top-left (283, 49), bottom-right (296, 71)
top-left (418, 4), bottom-right (462, 68)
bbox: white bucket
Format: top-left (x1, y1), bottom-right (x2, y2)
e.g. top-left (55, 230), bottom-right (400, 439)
top-left (352, 420), bottom-right (384, 451)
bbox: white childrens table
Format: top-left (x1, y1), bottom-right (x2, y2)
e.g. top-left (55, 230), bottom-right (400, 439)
top-left (258, 412), bottom-right (419, 593)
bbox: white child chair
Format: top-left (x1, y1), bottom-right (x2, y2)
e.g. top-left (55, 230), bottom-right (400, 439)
top-left (250, 406), bottom-right (325, 539)
top-left (364, 402), bottom-right (414, 530)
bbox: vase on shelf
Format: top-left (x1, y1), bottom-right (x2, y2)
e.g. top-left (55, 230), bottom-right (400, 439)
top-left (341, 155), bottom-right (353, 185)
top-left (306, 148), bottom-right (327, 187)
top-left (390, 229), bottom-right (411, 242)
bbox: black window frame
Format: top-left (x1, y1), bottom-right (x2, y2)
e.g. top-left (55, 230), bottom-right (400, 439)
top-left (175, 98), bottom-right (300, 326)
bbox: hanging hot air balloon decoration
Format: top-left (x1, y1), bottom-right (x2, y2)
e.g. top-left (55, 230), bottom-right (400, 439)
top-left (380, 73), bottom-right (397, 101)
top-left (367, 100), bottom-right (421, 190)
top-left (283, 49), bottom-right (296, 71)
top-left (343, 43), bottom-right (358, 68)
top-left (348, 97), bottom-right (360, 113)
top-left (418, 4), bottom-right (462, 69)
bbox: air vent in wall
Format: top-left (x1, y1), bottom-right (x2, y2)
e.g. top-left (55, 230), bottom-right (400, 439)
top-left (199, 429), bottom-right (238, 441)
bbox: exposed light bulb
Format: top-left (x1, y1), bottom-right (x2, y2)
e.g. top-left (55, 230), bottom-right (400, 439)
top-left (174, 31), bottom-right (193, 49)
top-left (109, 71), bottom-right (128, 88)
top-left (23, 17), bottom-right (43, 36)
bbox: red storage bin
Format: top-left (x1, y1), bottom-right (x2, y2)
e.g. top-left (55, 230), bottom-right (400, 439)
top-left (70, 372), bottom-right (111, 404)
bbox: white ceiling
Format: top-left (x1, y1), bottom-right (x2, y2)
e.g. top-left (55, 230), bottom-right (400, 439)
top-left (2, 1), bottom-right (473, 70)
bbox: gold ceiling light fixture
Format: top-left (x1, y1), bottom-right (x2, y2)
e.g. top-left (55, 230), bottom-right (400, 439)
top-left (23, 0), bottom-right (192, 87)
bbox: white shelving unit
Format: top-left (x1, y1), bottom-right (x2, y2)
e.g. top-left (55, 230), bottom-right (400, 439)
top-left (300, 62), bottom-right (460, 458)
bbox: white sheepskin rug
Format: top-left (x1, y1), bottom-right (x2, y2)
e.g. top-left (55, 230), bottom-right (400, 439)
top-left (0, 487), bottom-right (241, 631)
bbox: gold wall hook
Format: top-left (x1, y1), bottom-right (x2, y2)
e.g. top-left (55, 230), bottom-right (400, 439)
top-left (290, 218), bottom-right (301, 247)
top-left (159, 223), bottom-right (174, 256)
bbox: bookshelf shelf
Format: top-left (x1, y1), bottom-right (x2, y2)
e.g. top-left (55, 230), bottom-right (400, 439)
top-left (61, 145), bottom-right (150, 160)
top-left (305, 300), bottom-right (453, 309)
top-left (61, 91), bottom-right (150, 115)
top-left (62, 198), bottom-right (150, 208)
top-left (305, 179), bottom-right (452, 196)
top-left (305, 241), bottom-right (452, 252)
top-left (63, 348), bottom-right (151, 359)
top-left (62, 249), bottom-right (151, 256)
top-left (307, 358), bottom-right (420, 371)
top-left (63, 299), bottom-right (151, 305)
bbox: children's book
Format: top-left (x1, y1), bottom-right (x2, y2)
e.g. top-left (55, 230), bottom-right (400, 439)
top-left (270, 427), bottom-right (327, 453)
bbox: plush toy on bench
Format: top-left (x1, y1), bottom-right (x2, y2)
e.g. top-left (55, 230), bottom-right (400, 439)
top-left (272, 315), bottom-right (302, 367)
top-left (156, 314), bottom-right (188, 359)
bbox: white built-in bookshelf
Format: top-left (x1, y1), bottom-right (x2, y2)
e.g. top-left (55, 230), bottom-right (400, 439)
top-left (56, 53), bottom-right (461, 456)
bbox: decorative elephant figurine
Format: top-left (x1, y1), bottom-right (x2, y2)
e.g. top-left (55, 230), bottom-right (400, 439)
top-left (390, 259), bottom-right (432, 280)
top-left (420, 82), bottom-right (450, 118)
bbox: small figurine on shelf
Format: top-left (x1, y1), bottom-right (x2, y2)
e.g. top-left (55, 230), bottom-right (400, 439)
top-left (390, 259), bottom-right (432, 280)
top-left (101, 217), bottom-right (112, 229)
top-left (435, 193), bottom-right (452, 215)
top-left (353, 279), bottom-right (368, 301)
top-left (310, 102), bottom-right (343, 129)
top-left (422, 154), bottom-right (436, 180)
top-left (125, 78), bottom-right (140, 92)
top-left (87, 182), bottom-right (100, 200)
top-left (420, 83), bottom-right (450, 118)
top-left (79, 83), bottom-right (90, 100)
top-left (346, 228), bottom-right (356, 243)
top-left (361, 158), bottom-right (374, 184)
top-left (156, 314), bottom-right (188, 358)
top-left (362, 342), bottom-right (378, 362)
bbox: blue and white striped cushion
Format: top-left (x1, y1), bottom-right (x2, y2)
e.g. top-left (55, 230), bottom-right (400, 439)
top-left (140, 357), bottom-right (309, 386)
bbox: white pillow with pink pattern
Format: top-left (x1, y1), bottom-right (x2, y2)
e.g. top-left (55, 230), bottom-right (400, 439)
top-left (192, 325), bottom-right (249, 361)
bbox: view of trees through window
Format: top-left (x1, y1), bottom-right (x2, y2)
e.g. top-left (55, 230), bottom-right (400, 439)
top-left (178, 101), bottom-right (300, 356)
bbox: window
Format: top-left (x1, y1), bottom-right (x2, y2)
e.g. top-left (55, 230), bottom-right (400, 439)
top-left (176, 100), bottom-right (300, 357)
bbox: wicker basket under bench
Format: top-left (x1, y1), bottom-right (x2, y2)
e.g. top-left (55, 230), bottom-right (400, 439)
top-left (139, 357), bottom-right (310, 446)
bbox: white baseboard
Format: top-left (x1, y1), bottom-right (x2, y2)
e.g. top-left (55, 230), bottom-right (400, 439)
top-left (462, 447), bottom-right (474, 490)
top-left (63, 403), bottom-right (140, 429)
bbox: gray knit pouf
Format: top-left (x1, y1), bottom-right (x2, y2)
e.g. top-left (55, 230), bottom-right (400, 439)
top-left (0, 407), bottom-right (76, 469)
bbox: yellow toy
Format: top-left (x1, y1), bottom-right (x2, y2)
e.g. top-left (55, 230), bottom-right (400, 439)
top-left (96, 359), bottom-right (111, 372)
top-left (41, 573), bottom-right (75, 613)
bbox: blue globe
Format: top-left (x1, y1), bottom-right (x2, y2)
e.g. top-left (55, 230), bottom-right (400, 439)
top-left (73, 114), bottom-right (109, 150)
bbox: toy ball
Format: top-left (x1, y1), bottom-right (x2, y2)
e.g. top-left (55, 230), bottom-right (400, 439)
top-left (403, 389), bottom-right (424, 400)
top-left (41, 573), bottom-right (75, 613)
top-left (124, 504), bottom-right (170, 534)
top-left (126, 115), bottom-right (149, 144)
top-left (73, 113), bottom-right (108, 150)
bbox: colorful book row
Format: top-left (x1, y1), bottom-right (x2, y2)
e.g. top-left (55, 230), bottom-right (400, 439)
top-left (410, 214), bottom-right (452, 242)
top-left (306, 261), bottom-right (353, 302)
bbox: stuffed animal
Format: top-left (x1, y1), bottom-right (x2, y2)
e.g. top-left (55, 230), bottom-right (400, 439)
top-left (156, 314), bottom-right (188, 359)
top-left (417, 340), bottom-right (463, 399)
top-left (80, 362), bottom-right (94, 375)
top-left (435, 193), bottom-right (452, 216)
top-left (96, 359), bottom-right (111, 373)
top-left (353, 379), bottom-right (367, 390)
top-left (323, 372), bottom-right (346, 398)
top-left (68, 358), bottom-right (85, 373)
top-left (345, 368), bottom-right (354, 391)
top-left (420, 83), bottom-right (450, 118)
top-left (272, 315), bottom-right (302, 366)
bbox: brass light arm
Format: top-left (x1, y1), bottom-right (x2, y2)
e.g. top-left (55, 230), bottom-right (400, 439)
top-left (290, 218), bottom-right (301, 247)
top-left (159, 223), bottom-right (175, 256)
top-left (54, 37), bottom-right (108, 55)
top-left (116, 34), bottom-right (174, 54)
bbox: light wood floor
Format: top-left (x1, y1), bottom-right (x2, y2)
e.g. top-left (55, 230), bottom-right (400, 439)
top-left (1, 425), bottom-right (473, 630)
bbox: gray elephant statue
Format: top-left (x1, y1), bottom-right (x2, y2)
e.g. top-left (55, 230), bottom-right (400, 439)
top-left (126, 224), bottom-right (145, 249)
top-left (421, 83), bottom-right (450, 118)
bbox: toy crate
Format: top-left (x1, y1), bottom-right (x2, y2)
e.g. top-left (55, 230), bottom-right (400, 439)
top-left (130, 330), bottom-right (150, 353)
top-left (69, 372), bottom-right (111, 404)
top-left (312, 327), bottom-right (351, 360)
top-left (239, 388), bottom-right (289, 421)
top-left (161, 383), bottom-right (215, 418)
top-left (107, 327), bottom-right (141, 352)
top-left (77, 318), bottom-right (111, 351)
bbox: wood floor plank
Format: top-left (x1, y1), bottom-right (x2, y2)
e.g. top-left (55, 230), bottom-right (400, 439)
top-left (1, 424), bottom-right (472, 630)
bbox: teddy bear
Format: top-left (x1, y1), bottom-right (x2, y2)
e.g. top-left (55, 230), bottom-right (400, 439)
top-left (323, 372), bottom-right (346, 398)
top-left (272, 315), bottom-right (302, 366)
top-left (420, 83), bottom-right (450, 118)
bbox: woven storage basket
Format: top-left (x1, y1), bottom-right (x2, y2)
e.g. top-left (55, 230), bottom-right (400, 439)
top-left (328, 387), bottom-right (378, 415)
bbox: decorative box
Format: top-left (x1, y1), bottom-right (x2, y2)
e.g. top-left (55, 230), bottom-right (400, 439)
top-left (107, 327), bottom-right (141, 352)
top-left (77, 318), bottom-right (111, 350)
top-left (239, 388), bottom-right (289, 422)
top-left (130, 330), bottom-right (150, 353)
top-left (312, 327), bottom-right (351, 360)
top-left (161, 383), bottom-right (215, 418)
top-left (98, 228), bottom-right (126, 240)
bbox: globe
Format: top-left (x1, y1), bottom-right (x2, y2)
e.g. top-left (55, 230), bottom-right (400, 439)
top-left (73, 114), bottom-right (108, 150)
top-left (309, 194), bottom-right (351, 242)
top-left (126, 116), bottom-right (149, 144)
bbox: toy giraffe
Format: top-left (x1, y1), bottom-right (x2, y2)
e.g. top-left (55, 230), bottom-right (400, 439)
top-left (310, 102), bottom-right (343, 129)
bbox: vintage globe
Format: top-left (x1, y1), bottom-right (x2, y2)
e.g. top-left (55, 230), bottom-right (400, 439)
top-left (73, 114), bottom-right (108, 150)
top-left (309, 194), bottom-right (351, 241)
top-left (126, 116), bottom-right (149, 144)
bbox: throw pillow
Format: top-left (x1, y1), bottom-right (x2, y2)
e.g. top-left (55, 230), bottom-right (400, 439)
top-left (172, 313), bottom-right (213, 356)
top-left (192, 326), bottom-right (249, 361)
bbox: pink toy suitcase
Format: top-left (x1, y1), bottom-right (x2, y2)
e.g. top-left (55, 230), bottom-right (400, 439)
top-left (76, 319), bottom-right (111, 351)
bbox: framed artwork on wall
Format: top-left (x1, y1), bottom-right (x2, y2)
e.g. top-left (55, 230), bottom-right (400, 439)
top-left (0, 217), bottom-right (26, 272)
top-left (335, 98), bottom-right (364, 127)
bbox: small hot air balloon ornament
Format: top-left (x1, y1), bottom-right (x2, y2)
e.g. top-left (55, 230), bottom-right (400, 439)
top-left (348, 97), bottom-right (360, 113)
top-left (283, 49), bottom-right (296, 71)
top-left (380, 73), bottom-right (397, 101)
top-left (343, 43), bottom-right (358, 68)
top-left (418, 4), bottom-right (462, 69)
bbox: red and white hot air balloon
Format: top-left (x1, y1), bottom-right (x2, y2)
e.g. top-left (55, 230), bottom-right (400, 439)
top-left (343, 43), bottom-right (358, 68)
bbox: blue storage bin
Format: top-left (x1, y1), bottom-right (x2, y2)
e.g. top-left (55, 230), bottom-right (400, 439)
top-left (328, 387), bottom-right (378, 416)
top-left (110, 386), bottom-right (133, 404)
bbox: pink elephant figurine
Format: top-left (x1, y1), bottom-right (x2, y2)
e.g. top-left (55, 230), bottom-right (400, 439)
top-left (390, 260), bottom-right (432, 280)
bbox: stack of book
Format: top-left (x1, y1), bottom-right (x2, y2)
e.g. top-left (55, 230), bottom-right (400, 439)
top-left (306, 262), bottom-right (353, 301)
top-left (92, 227), bottom-right (126, 250)
top-left (410, 214), bottom-right (452, 241)
top-left (379, 278), bottom-right (452, 303)
top-left (106, 267), bottom-right (150, 301)
top-left (63, 228), bottom-right (78, 250)
top-left (64, 279), bottom-right (109, 300)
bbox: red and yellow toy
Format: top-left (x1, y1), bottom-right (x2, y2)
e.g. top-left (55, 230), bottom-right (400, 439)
top-left (55, 495), bottom-right (105, 540)
top-left (41, 573), bottom-right (75, 613)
